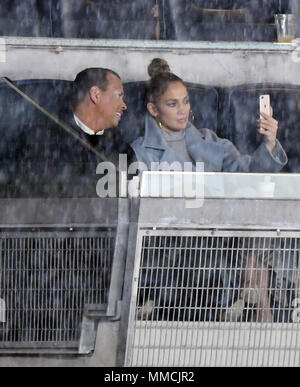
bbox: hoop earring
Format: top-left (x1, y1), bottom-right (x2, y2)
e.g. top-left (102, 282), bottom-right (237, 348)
top-left (189, 110), bottom-right (195, 123)
top-left (157, 120), bottom-right (163, 129)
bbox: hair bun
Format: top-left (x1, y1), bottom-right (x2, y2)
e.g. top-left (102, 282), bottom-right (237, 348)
top-left (148, 58), bottom-right (171, 79)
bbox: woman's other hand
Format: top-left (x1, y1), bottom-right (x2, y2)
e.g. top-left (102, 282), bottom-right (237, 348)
top-left (257, 106), bottom-right (278, 153)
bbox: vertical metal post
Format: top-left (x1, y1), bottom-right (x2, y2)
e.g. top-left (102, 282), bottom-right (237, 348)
top-left (116, 198), bottom-right (141, 366)
top-left (106, 198), bottom-right (130, 318)
top-left (153, 3), bottom-right (160, 40)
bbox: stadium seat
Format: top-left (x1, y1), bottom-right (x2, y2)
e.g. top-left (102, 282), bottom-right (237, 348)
top-left (166, 0), bottom-right (279, 41)
top-left (0, 0), bottom-right (58, 37)
top-left (221, 83), bottom-right (300, 172)
top-left (1, 78), bottom-right (296, 201)
top-left (60, 0), bottom-right (160, 40)
top-left (0, 79), bottom-right (103, 198)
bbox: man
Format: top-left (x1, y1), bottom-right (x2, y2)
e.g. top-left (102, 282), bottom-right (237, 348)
top-left (63, 68), bottom-right (130, 196)
top-left (70, 68), bottom-right (127, 138)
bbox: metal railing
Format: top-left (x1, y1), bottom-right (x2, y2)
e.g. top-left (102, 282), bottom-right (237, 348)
top-left (123, 198), bottom-right (300, 367)
top-left (0, 197), bottom-right (123, 357)
top-left (1, 194), bottom-right (300, 365)
top-left (0, 229), bottom-right (115, 353)
top-left (125, 230), bottom-right (300, 367)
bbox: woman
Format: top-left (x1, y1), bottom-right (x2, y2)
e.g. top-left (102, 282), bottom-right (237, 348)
top-left (131, 59), bottom-right (287, 173)
top-left (133, 58), bottom-right (288, 323)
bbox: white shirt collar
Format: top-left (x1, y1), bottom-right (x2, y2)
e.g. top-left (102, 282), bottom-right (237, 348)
top-left (73, 114), bottom-right (104, 136)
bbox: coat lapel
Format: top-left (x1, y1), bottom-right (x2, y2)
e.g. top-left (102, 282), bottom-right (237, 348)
top-left (142, 114), bottom-right (224, 171)
top-left (142, 114), bottom-right (189, 166)
top-left (142, 113), bottom-right (167, 151)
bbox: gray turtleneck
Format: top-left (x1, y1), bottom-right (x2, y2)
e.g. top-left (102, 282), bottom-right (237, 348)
top-left (160, 128), bottom-right (193, 163)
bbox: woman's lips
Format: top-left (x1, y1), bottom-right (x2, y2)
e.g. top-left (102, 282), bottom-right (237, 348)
top-left (177, 117), bottom-right (188, 124)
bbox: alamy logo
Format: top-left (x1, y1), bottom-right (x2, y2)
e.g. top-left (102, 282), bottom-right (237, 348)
top-left (96, 156), bottom-right (205, 209)
top-left (0, 298), bottom-right (6, 322)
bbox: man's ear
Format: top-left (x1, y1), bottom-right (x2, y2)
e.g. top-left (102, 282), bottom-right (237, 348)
top-left (147, 102), bottom-right (158, 118)
top-left (89, 86), bottom-right (101, 104)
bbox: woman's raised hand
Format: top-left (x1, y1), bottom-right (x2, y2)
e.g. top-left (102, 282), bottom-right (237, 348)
top-left (257, 106), bottom-right (278, 152)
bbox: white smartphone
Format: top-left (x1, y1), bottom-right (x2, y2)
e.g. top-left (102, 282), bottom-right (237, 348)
top-left (259, 94), bottom-right (271, 117)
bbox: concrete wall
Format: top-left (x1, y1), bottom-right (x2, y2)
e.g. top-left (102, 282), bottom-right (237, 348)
top-left (0, 38), bottom-right (299, 87)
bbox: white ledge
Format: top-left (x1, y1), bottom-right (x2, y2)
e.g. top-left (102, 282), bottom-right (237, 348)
top-left (1, 37), bottom-right (296, 52)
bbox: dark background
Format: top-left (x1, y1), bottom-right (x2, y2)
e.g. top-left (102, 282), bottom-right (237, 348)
top-left (0, 0), bottom-right (296, 41)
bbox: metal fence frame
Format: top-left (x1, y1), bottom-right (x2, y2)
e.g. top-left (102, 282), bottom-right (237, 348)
top-left (0, 228), bottom-right (115, 352)
top-left (123, 198), bottom-right (300, 367)
top-left (0, 198), bottom-right (129, 357)
top-left (1, 196), bottom-right (300, 365)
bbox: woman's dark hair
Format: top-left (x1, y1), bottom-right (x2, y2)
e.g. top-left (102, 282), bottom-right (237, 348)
top-left (146, 58), bottom-right (186, 104)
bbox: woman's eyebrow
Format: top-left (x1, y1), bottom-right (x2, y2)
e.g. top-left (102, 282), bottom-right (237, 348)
top-left (166, 95), bottom-right (189, 102)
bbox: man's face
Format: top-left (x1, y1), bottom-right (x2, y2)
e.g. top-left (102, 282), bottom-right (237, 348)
top-left (98, 73), bottom-right (127, 130)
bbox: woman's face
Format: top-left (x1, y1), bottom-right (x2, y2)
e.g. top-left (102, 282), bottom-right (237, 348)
top-left (148, 81), bottom-right (191, 132)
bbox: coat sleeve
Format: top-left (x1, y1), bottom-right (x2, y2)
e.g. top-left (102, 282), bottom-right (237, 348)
top-left (217, 136), bottom-right (288, 173)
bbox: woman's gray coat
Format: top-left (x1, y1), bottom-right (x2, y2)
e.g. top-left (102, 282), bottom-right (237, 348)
top-left (131, 114), bottom-right (288, 172)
